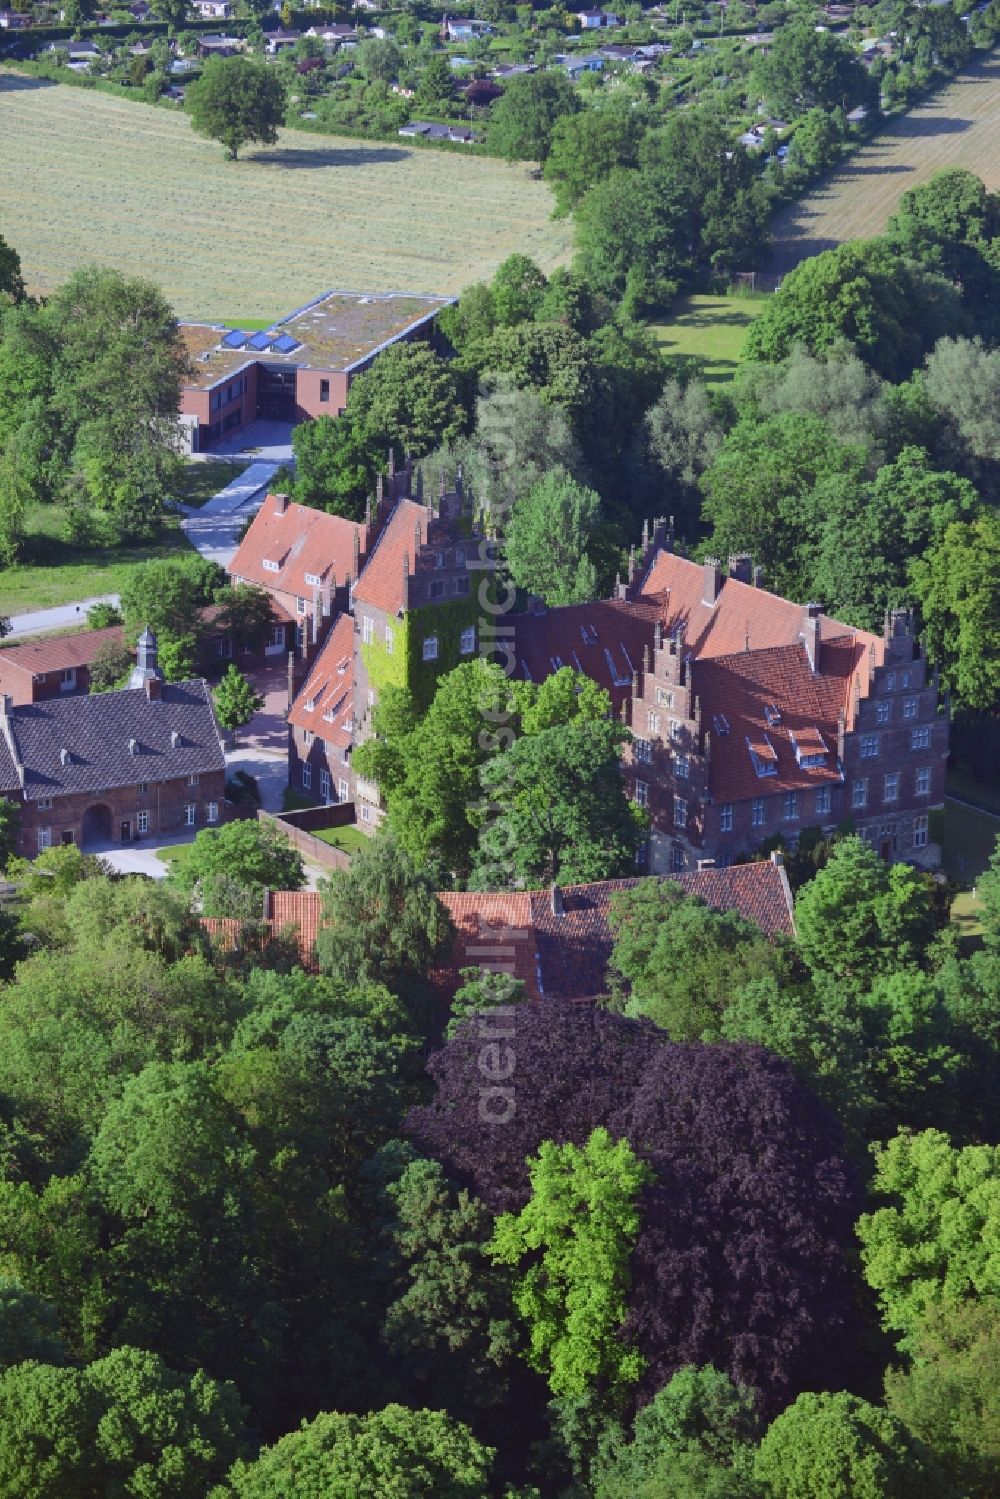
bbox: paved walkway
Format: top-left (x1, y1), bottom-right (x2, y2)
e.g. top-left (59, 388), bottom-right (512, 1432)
top-left (200, 421), bottom-right (294, 464)
top-left (179, 460), bottom-right (281, 569)
top-left (6, 594), bottom-right (120, 639)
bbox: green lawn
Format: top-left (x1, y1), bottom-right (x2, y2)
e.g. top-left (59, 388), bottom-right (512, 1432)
top-left (946, 766), bottom-right (1000, 818)
top-left (0, 504), bottom-right (192, 618)
top-left (176, 458), bottom-right (248, 510)
top-left (312, 825), bottom-right (369, 856)
top-left (647, 293), bottom-right (766, 384)
top-left (942, 796), bottom-right (999, 944)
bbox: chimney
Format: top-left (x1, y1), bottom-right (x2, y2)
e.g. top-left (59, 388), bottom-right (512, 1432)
top-left (170, 729), bottom-right (182, 749)
top-left (770, 849), bottom-right (784, 867)
top-left (728, 554), bottom-right (752, 584)
top-left (60, 746), bottom-right (71, 766)
top-left (550, 883), bottom-right (564, 917)
top-left (144, 676), bottom-right (161, 702)
top-left (702, 558), bottom-right (722, 606)
top-left (697, 857), bottom-right (716, 871)
top-left (752, 565), bottom-right (765, 588)
top-left (273, 492), bottom-right (289, 516)
top-left (387, 446), bottom-right (395, 478)
top-left (127, 737), bottom-right (138, 756)
top-left (802, 603), bottom-right (822, 673)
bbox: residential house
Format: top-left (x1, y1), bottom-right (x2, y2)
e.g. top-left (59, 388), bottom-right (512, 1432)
top-left (286, 612), bottom-right (355, 809)
top-left (197, 33), bottom-right (242, 55)
top-left (193, 0), bottom-right (231, 16)
top-left (562, 52), bottom-right (606, 78)
top-left (0, 626), bottom-right (128, 706)
top-left (0, 11), bottom-right (31, 28)
top-left (264, 27), bottom-right (300, 52)
top-left (575, 8), bottom-right (622, 26)
top-left (0, 630), bottom-right (227, 857)
top-left (441, 16), bottom-right (495, 38)
top-left (397, 120), bottom-right (479, 143)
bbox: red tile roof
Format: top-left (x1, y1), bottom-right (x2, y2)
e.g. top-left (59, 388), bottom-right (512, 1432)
top-left (287, 613), bottom-right (355, 750)
top-left (0, 625), bottom-right (126, 679)
top-left (512, 597), bottom-right (662, 713)
top-left (228, 493), bottom-right (363, 599)
top-left (352, 499), bottom-right (429, 615)
top-left (199, 862), bottom-right (793, 995)
top-left (694, 640), bottom-right (862, 802)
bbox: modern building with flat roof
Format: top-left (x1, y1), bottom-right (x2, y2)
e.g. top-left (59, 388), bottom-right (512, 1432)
top-left (178, 287), bottom-right (454, 451)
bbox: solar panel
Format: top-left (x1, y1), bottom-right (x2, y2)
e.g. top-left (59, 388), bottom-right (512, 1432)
top-left (271, 333), bottom-right (301, 354)
top-left (220, 330), bottom-right (247, 349)
top-left (247, 332), bottom-right (273, 352)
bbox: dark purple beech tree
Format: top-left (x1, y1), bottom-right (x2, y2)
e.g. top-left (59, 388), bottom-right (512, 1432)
top-left (407, 1000), bottom-right (861, 1416)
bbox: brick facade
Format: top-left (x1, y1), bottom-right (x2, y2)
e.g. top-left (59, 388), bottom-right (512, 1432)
top-left (17, 771), bottom-right (227, 858)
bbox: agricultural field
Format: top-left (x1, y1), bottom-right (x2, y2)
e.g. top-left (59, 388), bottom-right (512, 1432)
top-left (0, 70), bottom-right (573, 320)
top-left (648, 294), bottom-right (766, 384)
top-left (771, 54), bottom-right (1000, 272)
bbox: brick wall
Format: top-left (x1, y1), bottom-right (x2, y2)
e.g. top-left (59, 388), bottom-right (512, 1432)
top-left (257, 806), bottom-right (353, 870)
top-left (17, 770), bottom-right (228, 857)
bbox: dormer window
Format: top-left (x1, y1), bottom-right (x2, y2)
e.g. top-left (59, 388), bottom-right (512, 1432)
top-left (262, 559), bottom-right (280, 573)
top-left (579, 623), bottom-right (599, 645)
top-left (306, 697), bottom-right (316, 712)
top-left (712, 714), bottom-right (730, 735)
top-left (791, 727), bottom-right (827, 769)
top-left (764, 703), bottom-right (781, 727)
top-left (550, 655), bottom-right (564, 671)
top-left (603, 648), bottom-right (631, 688)
top-left (747, 734), bottom-right (778, 777)
top-left (305, 572), bottom-right (321, 587)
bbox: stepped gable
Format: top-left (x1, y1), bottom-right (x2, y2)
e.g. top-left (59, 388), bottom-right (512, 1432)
top-left (287, 613), bottom-right (355, 751)
top-left (352, 497), bottom-right (432, 615)
top-left (229, 493), bottom-right (365, 596)
top-left (511, 597), bottom-right (662, 713)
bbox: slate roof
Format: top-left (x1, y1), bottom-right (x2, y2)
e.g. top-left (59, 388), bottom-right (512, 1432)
top-left (229, 493), bottom-right (363, 599)
top-left (287, 613), bottom-right (355, 751)
top-left (352, 499), bottom-right (430, 615)
top-left (512, 597), bottom-right (662, 714)
top-left (0, 625), bottom-right (126, 681)
top-left (3, 680), bottom-right (225, 801)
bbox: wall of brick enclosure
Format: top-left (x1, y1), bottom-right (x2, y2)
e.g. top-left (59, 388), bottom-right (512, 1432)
top-left (257, 803), bottom-right (357, 870)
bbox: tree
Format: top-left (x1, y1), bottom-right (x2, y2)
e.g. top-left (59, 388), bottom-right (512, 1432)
top-left (213, 583), bottom-right (274, 656)
top-left (735, 344), bottom-right (891, 457)
top-left (225, 1405), bottom-right (495, 1499)
top-left (857, 1127), bottom-right (1000, 1347)
top-left (88, 638), bottom-right (133, 694)
top-left (359, 36), bottom-right (403, 84)
top-left (909, 512), bottom-right (1000, 711)
top-left (445, 966), bottom-right (527, 1040)
top-left (172, 819), bottom-right (304, 919)
top-left (415, 53), bottom-right (454, 114)
top-left (753, 21), bottom-right (866, 116)
top-left (0, 1362), bottom-right (105, 1499)
top-left (884, 1301), bottom-right (1000, 1495)
top-left (0, 1279), bottom-right (66, 1370)
top-left (471, 717), bottom-right (641, 888)
top-left (0, 797), bottom-right (20, 870)
top-left (608, 880), bottom-right (791, 1041)
top-left (347, 342), bottom-right (465, 457)
top-left (408, 1002), bottom-right (861, 1414)
top-left (486, 70), bottom-right (581, 162)
top-left (316, 833), bottom-right (453, 998)
top-left (978, 832), bottom-right (1000, 953)
top-left (489, 1128), bottom-right (653, 1401)
top-left (187, 56), bottom-right (286, 161)
top-left (490, 253), bottom-right (548, 328)
top-left (290, 413), bottom-right (373, 519)
top-left (793, 837), bottom-right (936, 989)
top-left (119, 554), bottom-right (223, 646)
top-left (593, 1365), bottom-right (761, 1499)
top-left (544, 102), bottom-right (644, 214)
top-left (457, 380), bottom-right (586, 517)
top-left (754, 1392), bottom-right (933, 1499)
top-left (0, 232), bottom-right (23, 305)
top-left (626, 376), bottom-right (726, 536)
top-left (886, 168), bottom-right (1000, 326)
top-left (471, 321), bottom-right (595, 425)
top-left (743, 241), bottom-right (967, 381)
top-left (213, 664), bottom-right (265, 738)
top-left (504, 469), bottom-right (600, 606)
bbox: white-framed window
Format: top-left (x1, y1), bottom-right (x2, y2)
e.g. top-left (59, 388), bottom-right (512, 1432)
top-left (861, 735), bottom-right (879, 759)
top-left (360, 803), bottom-right (372, 823)
top-left (783, 791), bottom-right (798, 820)
top-left (303, 729), bottom-right (314, 747)
top-left (38, 796), bottom-right (52, 811)
top-left (269, 625), bottom-right (284, 649)
top-left (911, 726), bottom-right (931, 750)
top-left (876, 701), bottom-right (891, 724)
top-left (460, 626), bottom-right (476, 655)
top-left (60, 668), bottom-right (76, 690)
top-left (320, 768), bottom-right (331, 802)
top-left (886, 673), bottom-right (896, 691)
top-left (647, 711), bottom-right (661, 735)
top-left (296, 596), bottom-right (307, 616)
top-left (37, 827), bottom-right (52, 851)
top-left (295, 624), bottom-right (305, 651)
top-left (720, 803), bottom-right (733, 832)
top-left (362, 616), bottom-right (373, 645)
top-left (385, 624), bottom-right (394, 654)
top-left (673, 795), bottom-right (687, 829)
top-left (422, 635), bottom-right (438, 661)
top-left (916, 767), bottom-right (931, 796)
top-left (139, 781), bottom-right (149, 795)
top-left (852, 778), bottom-right (867, 809)
top-left (675, 752), bottom-right (689, 779)
top-left (338, 778), bottom-right (349, 800)
top-left (635, 780), bottom-right (649, 808)
top-left (901, 671), bottom-right (910, 689)
top-left (366, 689), bottom-right (375, 708)
top-left (752, 797), bottom-right (765, 827)
top-left (634, 737), bottom-right (651, 763)
top-left (883, 772), bottom-right (899, 803)
top-left (903, 696), bottom-right (918, 719)
top-left (656, 687), bottom-right (674, 708)
top-left (913, 814), bottom-right (929, 848)
top-left (206, 802), bottom-right (218, 824)
top-left (816, 787), bottom-right (831, 816)
top-left (137, 810), bottom-right (149, 834)
top-left (187, 772), bottom-right (199, 787)
top-left (184, 803), bottom-right (196, 827)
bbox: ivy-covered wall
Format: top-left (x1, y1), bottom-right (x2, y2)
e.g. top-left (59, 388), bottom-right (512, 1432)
top-left (360, 595), bottom-right (485, 713)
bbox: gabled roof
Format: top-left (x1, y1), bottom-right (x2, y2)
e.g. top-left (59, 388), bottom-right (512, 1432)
top-left (287, 613), bottom-right (355, 750)
top-left (693, 638), bottom-right (863, 802)
top-left (639, 549), bottom-right (882, 665)
top-left (512, 597), bottom-right (661, 713)
top-left (352, 499), bottom-right (429, 615)
top-left (4, 680), bottom-right (225, 801)
top-left (0, 625), bottom-right (125, 681)
top-left (228, 493), bottom-right (363, 600)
